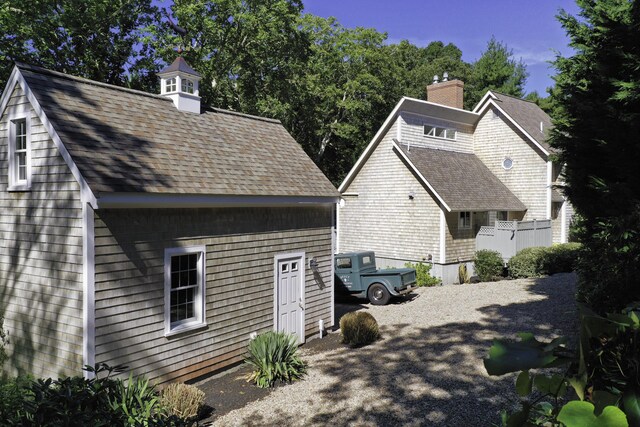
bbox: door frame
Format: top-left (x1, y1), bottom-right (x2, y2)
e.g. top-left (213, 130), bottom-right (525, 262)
top-left (273, 252), bottom-right (306, 344)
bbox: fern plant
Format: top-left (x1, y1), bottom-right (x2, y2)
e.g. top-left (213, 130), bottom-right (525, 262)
top-left (245, 331), bottom-right (307, 388)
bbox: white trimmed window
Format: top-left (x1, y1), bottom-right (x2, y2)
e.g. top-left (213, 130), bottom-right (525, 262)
top-left (458, 211), bottom-right (471, 230)
top-left (181, 78), bottom-right (194, 94)
top-left (8, 116), bottom-right (31, 190)
top-left (166, 77), bottom-right (177, 92)
top-left (164, 246), bottom-right (206, 335)
top-left (424, 125), bottom-right (456, 140)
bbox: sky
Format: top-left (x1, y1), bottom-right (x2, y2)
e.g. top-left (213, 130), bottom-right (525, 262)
top-left (301, 0), bottom-right (581, 96)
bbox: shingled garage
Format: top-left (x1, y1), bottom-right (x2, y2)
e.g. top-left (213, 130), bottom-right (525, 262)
top-left (0, 60), bottom-right (339, 384)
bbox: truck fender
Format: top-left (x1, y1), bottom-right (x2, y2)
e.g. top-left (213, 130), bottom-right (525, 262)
top-left (367, 279), bottom-right (400, 296)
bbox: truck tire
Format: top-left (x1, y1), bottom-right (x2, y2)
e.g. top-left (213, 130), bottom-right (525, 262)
top-left (367, 283), bottom-right (390, 305)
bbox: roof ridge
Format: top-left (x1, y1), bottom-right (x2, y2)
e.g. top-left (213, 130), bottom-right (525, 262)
top-left (207, 107), bottom-right (281, 124)
top-left (15, 62), bottom-right (170, 102)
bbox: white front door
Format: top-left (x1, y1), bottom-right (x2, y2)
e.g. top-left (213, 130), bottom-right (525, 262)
top-left (274, 253), bottom-right (305, 343)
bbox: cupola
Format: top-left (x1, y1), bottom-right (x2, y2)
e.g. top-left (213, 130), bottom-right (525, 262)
top-left (158, 56), bottom-right (202, 114)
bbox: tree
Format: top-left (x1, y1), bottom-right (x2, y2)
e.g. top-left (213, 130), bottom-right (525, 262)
top-left (465, 36), bottom-right (528, 109)
top-left (388, 40), bottom-right (471, 100)
top-left (0, 0), bottom-right (159, 92)
top-left (550, 0), bottom-right (640, 312)
top-left (149, 0), bottom-right (308, 114)
top-left (524, 89), bottom-right (559, 116)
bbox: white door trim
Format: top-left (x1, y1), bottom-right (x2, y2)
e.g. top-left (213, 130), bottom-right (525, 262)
top-left (273, 252), bottom-right (306, 344)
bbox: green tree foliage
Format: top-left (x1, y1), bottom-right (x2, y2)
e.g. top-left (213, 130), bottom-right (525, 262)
top-left (550, 0), bottom-right (640, 312)
top-left (0, 0), bottom-right (159, 91)
top-left (465, 36), bottom-right (528, 109)
top-left (149, 0), bottom-right (308, 114)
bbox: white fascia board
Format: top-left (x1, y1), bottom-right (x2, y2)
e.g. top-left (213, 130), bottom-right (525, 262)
top-left (338, 98), bottom-right (407, 193)
top-left (478, 99), bottom-right (550, 157)
top-left (391, 139), bottom-right (451, 212)
top-left (0, 67), bottom-right (20, 117)
top-left (95, 193), bottom-right (340, 209)
top-left (472, 91), bottom-right (498, 113)
top-left (12, 68), bottom-right (99, 208)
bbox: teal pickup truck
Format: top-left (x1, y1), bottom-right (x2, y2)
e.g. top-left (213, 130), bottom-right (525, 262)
top-left (334, 251), bottom-right (417, 305)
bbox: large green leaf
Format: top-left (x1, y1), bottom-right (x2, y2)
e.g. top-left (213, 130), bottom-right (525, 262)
top-left (557, 402), bottom-right (628, 427)
top-left (622, 387), bottom-right (640, 427)
top-left (484, 334), bottom-right (569, 376)
top-left (516, 371), bottom-right (532, 397)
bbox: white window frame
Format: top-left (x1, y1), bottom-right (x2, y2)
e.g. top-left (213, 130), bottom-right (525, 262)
top-left (423, 124), bottom-right (457, 141)
top-left (181, 78), bottom-right (194, 94)
top-left (7, 114), bottom-right (32, 191)
top-left (164, 245), bottom-right (206, 336)
top-left (458, 211), bottom-right (471, 230)
top-left (165, 77), bottom-right (177, 93)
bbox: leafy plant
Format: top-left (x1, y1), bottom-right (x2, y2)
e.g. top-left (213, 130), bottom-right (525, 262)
top-left (245, 331), bottom-right (307, 388)
top-left (484, 304), bottom-right (640, 426)
top-left (340, 311), bottom-right (381, 347)
top-left (508, 247), bottom-right (547, 278)
top-left (0, 375), bottom-right (31, 425)
top-left (458, 263), bottom-right (470, 284)
top-left (159, 383), bottom-right (205, 421)
top-left (473, 250), bottom-right (504, 282)
top-left (108, 373), bottom-right (163, 426)
top-left (404, 262), bottom-right (440, 287)
top-left (540, 243), bottom-right (581, 275)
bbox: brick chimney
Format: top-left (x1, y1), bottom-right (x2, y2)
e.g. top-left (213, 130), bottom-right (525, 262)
top-left (426, 74), bottom-right (464, 109)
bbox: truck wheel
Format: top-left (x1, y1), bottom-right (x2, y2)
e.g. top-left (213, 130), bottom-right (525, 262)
top-left (367, 283), bottom-right (390, 305)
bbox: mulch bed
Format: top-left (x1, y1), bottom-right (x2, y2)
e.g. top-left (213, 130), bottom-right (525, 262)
top-left (195, 332), bottom-right (344, 425)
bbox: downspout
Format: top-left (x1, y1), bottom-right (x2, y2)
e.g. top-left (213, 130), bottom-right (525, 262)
top-left (546, 161), bottom-right (553, 219)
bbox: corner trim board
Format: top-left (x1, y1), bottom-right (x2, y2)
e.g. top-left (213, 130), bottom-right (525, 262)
top-left (82, 203), bottom-right (96, 377)
top-left (439, 209), bottom-right (446, 264)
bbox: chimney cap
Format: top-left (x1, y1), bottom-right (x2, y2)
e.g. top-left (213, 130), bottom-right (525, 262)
top-left (433, 75), bottom-right (439, 84)
top-left (443, 72), bottom-right (449, 82)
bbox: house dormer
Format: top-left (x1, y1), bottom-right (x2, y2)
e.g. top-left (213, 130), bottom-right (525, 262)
top-left (158, 56), bottom-right (202, 114)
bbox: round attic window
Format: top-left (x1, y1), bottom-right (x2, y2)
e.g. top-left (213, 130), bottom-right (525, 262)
top-left (502, 157), bottom-right (514, 170)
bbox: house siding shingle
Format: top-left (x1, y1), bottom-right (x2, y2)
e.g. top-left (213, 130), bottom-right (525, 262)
top-left (0, 85), bottom-right (84, 378)
top-left (93, 206), bottom-right (333, 384)
top-left (474, 107), bottom-right (548, 221)
top-left (339, 120), bottom-right (442, 263)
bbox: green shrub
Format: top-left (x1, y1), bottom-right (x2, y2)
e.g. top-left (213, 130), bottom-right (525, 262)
top-left (540, 242), bottom-right (581, 275)
top-left (245, 331), bottom-right (307, 388)
top-left (404, 262), bottom-right (440, 286)
top-left (473, 250), bottom-right (504, 282)
top-left (508, 247), bottom-right (547, 278)
top-left (159, 383), bottom-right (205, 421)
top-left (339, 311), bottom-right (380, 347)
top-left (1, 364), bottom-right (194, 426)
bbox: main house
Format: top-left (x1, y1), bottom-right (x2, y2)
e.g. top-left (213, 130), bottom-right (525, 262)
top-left (337, 78), bottom-right (573, 284)
top-left (0, 59), bottom-right (339, 383)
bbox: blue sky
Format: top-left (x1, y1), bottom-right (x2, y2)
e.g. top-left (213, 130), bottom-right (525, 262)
top-left (302, 0), bottom-right (581, 95)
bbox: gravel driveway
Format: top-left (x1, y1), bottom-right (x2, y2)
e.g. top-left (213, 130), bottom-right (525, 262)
top-left (209, 273), bottom-right (577, 426)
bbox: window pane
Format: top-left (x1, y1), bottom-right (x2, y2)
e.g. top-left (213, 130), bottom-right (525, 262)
top-left (171, 272), bottom-right (179, 288)
top-left (189, 269), bottom-right (197, 285)
top-left (336, 258), bottom-right (351, 268)
top-left (188, 253), bottom-right (197, 269)
top-left (445, 129), bottom-right (456, 140)
top-left (171, 256), bottom-right (179, 272)
top-left (179, 271), bottom-right (188, 286)
top-left (436, 127), bottom-right (446, 138)
top-left (424, 125), bottom-right (434, 136)
top-left (18, 164), bottom-right (26, 181)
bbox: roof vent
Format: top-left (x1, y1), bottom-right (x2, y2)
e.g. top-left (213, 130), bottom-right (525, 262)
top-left (442, 72), bottom-right (449, 82)
top-left (540, 121), bottom-right (544, 133)
top-left (433, 75), bottom-right (439, 84)
top-left (158, 56), bottom-right (202, 114)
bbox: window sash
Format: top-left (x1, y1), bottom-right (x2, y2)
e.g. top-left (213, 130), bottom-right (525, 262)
top-left (424, 125), bottom-right (456, 140)
top-left (166, 78), bottom-right (177, 92)
top-left (164, 246), bottom-right (206, 335)
top-left (458, 212), bottom-right (471, 229)
top-left (9, 117), bottom-right (30, 189)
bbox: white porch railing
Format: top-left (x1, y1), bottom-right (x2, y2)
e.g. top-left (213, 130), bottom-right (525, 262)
top-left (476, 219), bottom-right (552, 262)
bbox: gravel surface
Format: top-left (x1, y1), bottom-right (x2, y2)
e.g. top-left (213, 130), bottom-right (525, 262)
top-left (207, 273), bottom-right (577, 426)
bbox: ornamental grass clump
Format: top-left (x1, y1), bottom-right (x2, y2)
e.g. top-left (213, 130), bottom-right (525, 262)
top-left (245, 331), bottom-right (307, 388)
top-left (159, 383), bottom-right (205, 421)
top-left (339, 311), bottom-right (380, 347)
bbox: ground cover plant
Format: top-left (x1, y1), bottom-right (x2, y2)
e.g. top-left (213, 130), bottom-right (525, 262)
top-left (245, 331), bottom-right (307, 388)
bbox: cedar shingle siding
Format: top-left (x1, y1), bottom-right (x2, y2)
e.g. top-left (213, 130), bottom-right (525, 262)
top-left (94, 207), bottom-right (333, 384)
top-left (0, 85), bottom-right (84, 378)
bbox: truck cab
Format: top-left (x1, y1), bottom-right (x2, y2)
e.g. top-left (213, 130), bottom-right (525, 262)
top-left (334, 251), bottom-right (417, 305)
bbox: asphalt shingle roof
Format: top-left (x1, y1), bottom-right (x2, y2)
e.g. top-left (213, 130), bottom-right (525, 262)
top-left (397, 144), bottom-right (526, 211)
top-left (491, 92), bottom-right (553, 153)
top-left (19, 64), bottom-right (338, 198)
